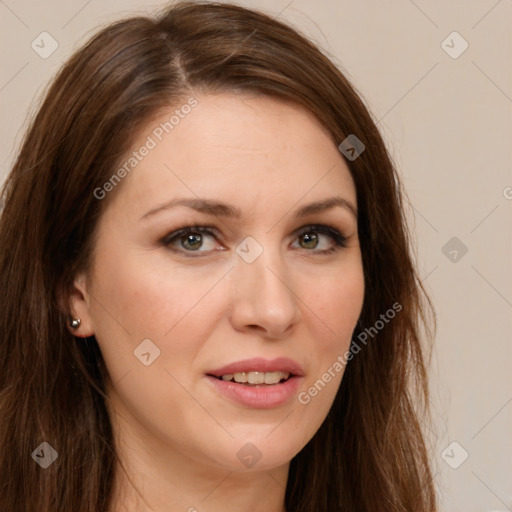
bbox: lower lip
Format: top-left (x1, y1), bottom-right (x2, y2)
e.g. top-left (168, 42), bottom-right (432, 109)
top-left (205, 375), bottom-right (302, 409)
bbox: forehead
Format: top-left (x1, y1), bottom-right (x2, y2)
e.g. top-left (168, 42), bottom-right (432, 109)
top-left (107, 93), bottom-right (356, 218)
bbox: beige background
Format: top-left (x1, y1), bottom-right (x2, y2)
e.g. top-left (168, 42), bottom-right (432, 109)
top-left (1, 1), bottom-right (511, 510)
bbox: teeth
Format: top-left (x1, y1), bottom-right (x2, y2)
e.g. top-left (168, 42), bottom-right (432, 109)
top-left (264, 371), bottom-right (289, 384)
top-left (220, 371), bottom-right (290, 385)
top-left (234, 372), bottom-right (248, 383)
top-left (247, 372), bottom-right (264, 384)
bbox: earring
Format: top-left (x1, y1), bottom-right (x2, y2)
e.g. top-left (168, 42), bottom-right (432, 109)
top-left (69, 318), bottom-right (81, 329)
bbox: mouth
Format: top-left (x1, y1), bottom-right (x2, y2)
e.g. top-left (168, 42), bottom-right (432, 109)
top-left (208, 370), bottom-right (293, 386)
top-left (206, 356), bottom-right (304, 383)
top-left (205, 357), bottom-right (304, 408)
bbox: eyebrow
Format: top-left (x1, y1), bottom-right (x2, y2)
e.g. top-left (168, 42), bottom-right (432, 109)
top-left (139, 196), bottom-right (357, 221)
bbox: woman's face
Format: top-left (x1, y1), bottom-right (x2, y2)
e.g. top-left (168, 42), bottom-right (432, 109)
top-left (71, 92), bottom-right (364, 474)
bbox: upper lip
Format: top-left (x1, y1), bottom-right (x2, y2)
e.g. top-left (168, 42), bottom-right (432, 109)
top-left (207, 357), bottom-right (304, 377)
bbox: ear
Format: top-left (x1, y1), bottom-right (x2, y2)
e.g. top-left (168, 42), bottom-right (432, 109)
top-left (58, 272), bottom-right (96, 338)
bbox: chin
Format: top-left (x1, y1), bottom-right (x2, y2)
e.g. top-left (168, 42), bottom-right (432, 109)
top-left (205, 435), bottom-right (302, 473)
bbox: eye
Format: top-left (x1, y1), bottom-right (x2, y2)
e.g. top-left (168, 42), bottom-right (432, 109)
top-left (163, 225), bottom-right (221, 254)
top-left (293, 224), bottom-right (348, 254)
top-left (162, 223), bottom-right (348, 256)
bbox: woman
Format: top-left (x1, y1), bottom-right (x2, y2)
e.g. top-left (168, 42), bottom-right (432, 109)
top-left (0, 2), bottom-right (437, 511)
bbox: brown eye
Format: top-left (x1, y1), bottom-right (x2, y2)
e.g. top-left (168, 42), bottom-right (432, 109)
top-left (163, 226), bottom-right (220, 254)
top-left (180, 233), bottom-right (203, 251)
top-left (299, 232), bottom-right (319, 249)
top-left (293, 225), bottom-right (348, 254)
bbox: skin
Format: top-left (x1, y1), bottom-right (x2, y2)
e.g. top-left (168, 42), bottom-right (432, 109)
top-left (68, 92), bottom-right (365, 512)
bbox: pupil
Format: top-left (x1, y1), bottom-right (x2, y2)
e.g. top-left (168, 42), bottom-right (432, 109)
top-left (184, 233), bottom-right (202, 250)
top-left (302, 232), bottom-right (318, 249)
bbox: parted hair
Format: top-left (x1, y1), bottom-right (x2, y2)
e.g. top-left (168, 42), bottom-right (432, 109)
top-left (0, 2), bottom-right (436, 510)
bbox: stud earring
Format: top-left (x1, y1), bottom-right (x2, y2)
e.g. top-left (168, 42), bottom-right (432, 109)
top-left (69, 318), bottom-right (81, 329)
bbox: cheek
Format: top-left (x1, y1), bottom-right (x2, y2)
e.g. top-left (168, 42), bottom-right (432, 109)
top-left (296, 266), bottom-right (364, 408)
top-left (89, 258), bottom-right (222, 444)
top-left (88, 247), bottom-right (231, 391)
top-left (89, 246), bottom-right (226, 338)
top-left (308, 265), bottom-right (365, 346)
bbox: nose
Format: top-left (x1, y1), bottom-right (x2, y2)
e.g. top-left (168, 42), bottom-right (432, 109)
top-left (228, 245), bottom-right (302, 339)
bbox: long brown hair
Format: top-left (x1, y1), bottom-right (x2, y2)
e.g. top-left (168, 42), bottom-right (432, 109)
top-left (0, 2), bottom-right (436, 510)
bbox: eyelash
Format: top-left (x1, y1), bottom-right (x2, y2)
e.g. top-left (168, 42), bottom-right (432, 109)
top-left (162, 224), bottom-right (348, 256)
